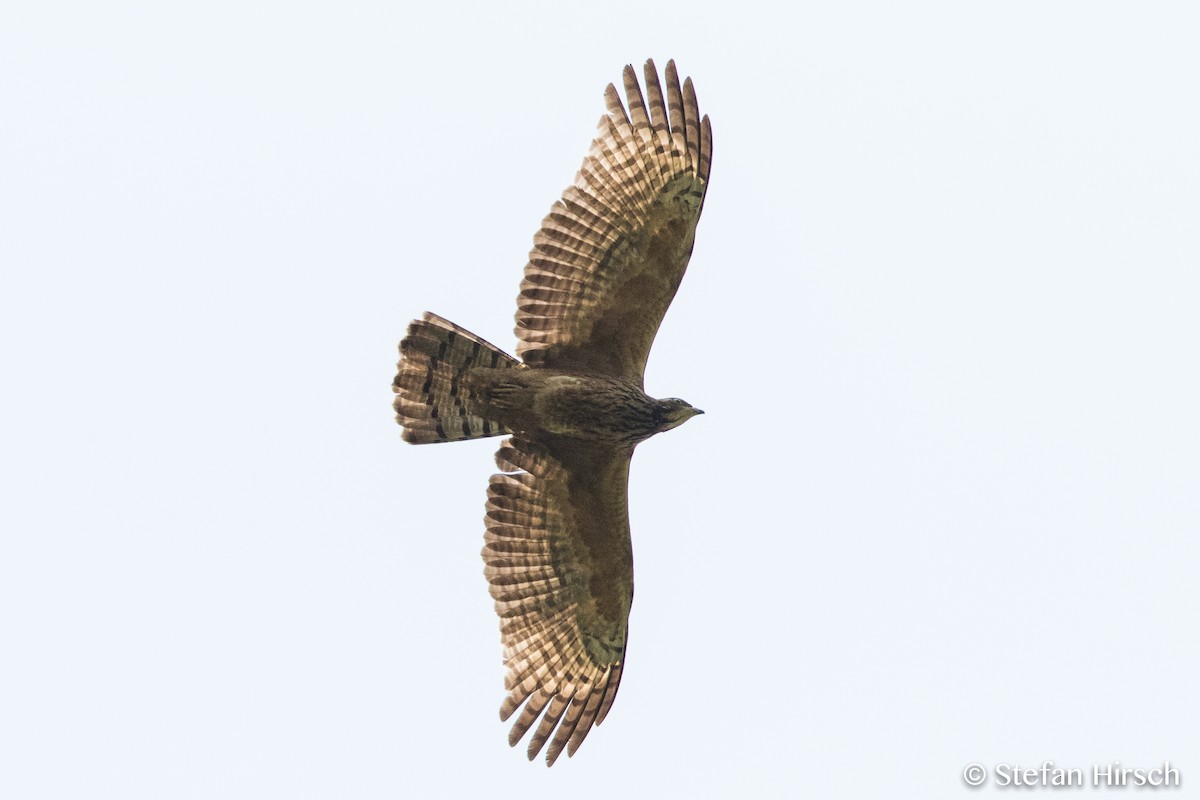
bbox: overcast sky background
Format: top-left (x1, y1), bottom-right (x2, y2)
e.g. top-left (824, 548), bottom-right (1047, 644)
top-left (2, 1), bottom-right (1198, 797)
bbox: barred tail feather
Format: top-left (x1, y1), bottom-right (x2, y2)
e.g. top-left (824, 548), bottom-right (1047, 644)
top-left (393, 312), bottom-right (521, 444)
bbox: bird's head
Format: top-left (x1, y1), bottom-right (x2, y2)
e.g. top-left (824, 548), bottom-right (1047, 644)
top-left (655, 397), bottom-right (704, 432)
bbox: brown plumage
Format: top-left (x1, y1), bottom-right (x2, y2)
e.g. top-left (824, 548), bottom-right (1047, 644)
top-left (392, 59), bottom-right (712, 765)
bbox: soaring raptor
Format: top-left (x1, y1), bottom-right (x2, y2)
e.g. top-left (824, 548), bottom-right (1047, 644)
top-left (393, 59), bottom-right (712, 765)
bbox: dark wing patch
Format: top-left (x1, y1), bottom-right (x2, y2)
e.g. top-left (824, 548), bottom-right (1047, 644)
top-left (515, 59), bottom-right (712, 384)
top-left (484, 436), bottom-right (633, 765)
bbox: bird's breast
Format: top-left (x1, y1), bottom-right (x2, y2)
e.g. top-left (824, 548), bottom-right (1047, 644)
top-left (531, 374), bottom-right (659, 444)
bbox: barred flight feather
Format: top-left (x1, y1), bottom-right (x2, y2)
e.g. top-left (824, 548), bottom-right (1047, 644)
top-left (482, 436), bottom-right (631, 765)
top-left (516, 59), bottom-right (712, 381)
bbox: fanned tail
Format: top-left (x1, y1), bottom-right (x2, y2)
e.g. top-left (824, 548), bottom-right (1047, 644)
top-left (393, 312), bottom-right (521, 444)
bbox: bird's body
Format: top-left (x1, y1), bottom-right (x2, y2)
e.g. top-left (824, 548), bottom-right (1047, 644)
top-left (393, 59), bottom-right (711, 765)
top-left (398, 328), bottom-right (699, 445)
top-left (474, 369), bottom-right (699, 444)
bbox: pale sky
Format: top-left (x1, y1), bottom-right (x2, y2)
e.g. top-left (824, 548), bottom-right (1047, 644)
top-left (2, 1), bottom-right (1197, 797)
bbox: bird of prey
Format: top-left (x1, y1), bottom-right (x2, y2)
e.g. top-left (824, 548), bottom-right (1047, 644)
top-left (392, 59), bottom-right (711, 765)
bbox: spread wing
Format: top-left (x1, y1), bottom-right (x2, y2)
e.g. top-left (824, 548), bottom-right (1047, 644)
top-left (483, 436), bottom-right (633, 765)
top-left (515, 59), bottom-right (713, 384)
